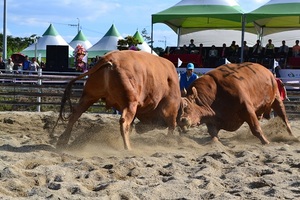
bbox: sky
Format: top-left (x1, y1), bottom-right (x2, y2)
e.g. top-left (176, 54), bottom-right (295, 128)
top-left (0, 0), bottom-right (270, 48)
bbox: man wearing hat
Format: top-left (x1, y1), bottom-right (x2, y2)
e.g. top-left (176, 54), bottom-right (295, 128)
top-left (179, 63), bottom-right (198, 96)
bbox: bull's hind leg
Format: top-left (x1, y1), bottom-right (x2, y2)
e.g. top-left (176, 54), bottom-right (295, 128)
top-left (57, 96), bottom-right (98, 148)
top-left (119, 103), bottom-right (138, 150)
top-left (244, 107), bottom-right (270, 144)
top-left (272, 97), bottom-right (293, 135)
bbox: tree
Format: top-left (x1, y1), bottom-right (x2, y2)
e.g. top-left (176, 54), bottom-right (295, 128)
top-left (141, 28), bottom-right (151, 45)
top-left (0, 33), bottom-right (36, 58)
top-left (117, 36), bottom-right (141, 51)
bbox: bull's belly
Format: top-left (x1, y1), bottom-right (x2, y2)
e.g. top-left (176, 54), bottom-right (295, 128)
top-left (204, 116), bottom-right (244, 132)
top-left (136, 111), bottom-right (166, 125)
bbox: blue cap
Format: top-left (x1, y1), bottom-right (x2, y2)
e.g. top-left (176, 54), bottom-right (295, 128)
top-left (186, 63), bottom-right (194, 70)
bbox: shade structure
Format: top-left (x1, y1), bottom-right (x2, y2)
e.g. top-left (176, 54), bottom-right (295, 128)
top-left (87, 24), bottom-right (123, 57)
top-left (152, 0), bottom-right (245, 35)
top-left (133, 31), bottom-right (157, 55)
top-left (246, 0), bottom-right (300, 38)
top-left (21, 24), bottom-right (74, 58)
top-left (69, 30), bottom-right (92, 50)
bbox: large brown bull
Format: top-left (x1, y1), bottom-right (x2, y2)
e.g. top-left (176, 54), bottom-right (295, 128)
top-left (55, 50), bottom-right (181, 150)
top-left (177, 62), bottom-right (293, 144)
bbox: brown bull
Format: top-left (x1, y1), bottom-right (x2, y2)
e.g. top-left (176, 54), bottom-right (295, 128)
top-left (177, 62), bottom-right (293, 144)
top-left (55, 50), bottom-right (181, 150)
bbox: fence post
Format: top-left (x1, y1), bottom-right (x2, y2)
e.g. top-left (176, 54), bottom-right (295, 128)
top-left (37, 68), bottom-right (42, 112)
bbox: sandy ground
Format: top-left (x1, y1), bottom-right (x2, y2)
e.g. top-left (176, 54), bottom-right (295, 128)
top-left (0, 111), bottom-right (299, 200)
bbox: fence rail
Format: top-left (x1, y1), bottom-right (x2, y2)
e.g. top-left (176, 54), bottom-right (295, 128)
top-left (0, 71), bottom-right (299, 116)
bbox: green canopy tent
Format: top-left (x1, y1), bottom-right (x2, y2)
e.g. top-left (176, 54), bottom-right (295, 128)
top-left (151, 0), bottom-right (247, 60)
top-left (246, 0), bottom-right (300, 42)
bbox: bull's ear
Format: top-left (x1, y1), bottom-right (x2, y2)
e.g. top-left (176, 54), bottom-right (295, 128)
top-left (189, 87), bottom-right (198, 102)
top-left (192, 87), bottom-right (198, 96)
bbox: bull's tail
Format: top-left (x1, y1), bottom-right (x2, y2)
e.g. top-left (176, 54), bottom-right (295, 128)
top-left (51, 61), bottom-right (113, 135)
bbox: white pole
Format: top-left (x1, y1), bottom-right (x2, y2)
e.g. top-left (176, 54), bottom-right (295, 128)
top-left (37, 68), bottom-right (42, 112)
top-left (3, 0), bottom-right (7, 60)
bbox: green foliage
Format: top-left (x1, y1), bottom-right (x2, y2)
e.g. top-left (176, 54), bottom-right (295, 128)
top-left (0, 33), bottom-right (37, 58)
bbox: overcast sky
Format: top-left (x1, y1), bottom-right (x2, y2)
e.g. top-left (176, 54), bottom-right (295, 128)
top-left (0, 0), bottom-right (269, 48)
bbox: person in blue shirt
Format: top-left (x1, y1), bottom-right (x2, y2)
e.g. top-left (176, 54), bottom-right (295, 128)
top-left (22, 55), bottom-right (31, 72)
top-left (179, 63), bottom-right (198, 96)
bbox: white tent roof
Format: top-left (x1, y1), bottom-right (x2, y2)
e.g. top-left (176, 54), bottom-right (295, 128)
top-left (21, 24), bottom-right (74, 57)
top-left (87, 24), bottom-right (123, 57)
top-left (180, 30), bottom-right (258, 47)
top-left (69, 30), bottom-right (92, 50)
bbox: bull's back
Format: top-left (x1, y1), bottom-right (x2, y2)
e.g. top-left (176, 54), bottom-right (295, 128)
top-left (207, 62), bottom-right (277, 102)
top-left (104, 50), bottom-right (180, 97)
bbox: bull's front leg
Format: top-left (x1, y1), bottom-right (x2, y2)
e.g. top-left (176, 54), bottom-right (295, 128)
top-left (207, 124), bottom-right (221, 142)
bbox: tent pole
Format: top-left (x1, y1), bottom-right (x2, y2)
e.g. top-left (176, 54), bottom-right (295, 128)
top-left (177, 28), bottom-right (181, 48)
top-left (240, 14), bottom-right (245, 63)
top-left (150, 19), bottom-right (154, 54)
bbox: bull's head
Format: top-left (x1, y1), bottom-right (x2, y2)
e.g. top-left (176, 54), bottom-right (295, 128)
top-left (177, 87), bottom-right (202, 132)
top-left (177, 86), bottom-right (215, 132)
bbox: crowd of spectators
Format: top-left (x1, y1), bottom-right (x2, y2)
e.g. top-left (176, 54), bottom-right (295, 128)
top-left (165, 39), bottom-right (300, 69)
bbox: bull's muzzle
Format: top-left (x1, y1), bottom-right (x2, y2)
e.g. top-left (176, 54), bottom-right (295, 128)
top-left (178, 117), bottom-right (191, 133)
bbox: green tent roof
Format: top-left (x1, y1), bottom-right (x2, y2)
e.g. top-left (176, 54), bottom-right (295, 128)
top-left (152, 0), bottom-right (244, 35)
top-left (104, 24), bottom-right (122, 37)
top-left (72, 30), bottom-right (88, 41)
top-left (133, 31), bottom-right (144, 43)
top-left (246, 0), bottom-right (300, 35)
top-left (42, 24), bottom-right (59, 36)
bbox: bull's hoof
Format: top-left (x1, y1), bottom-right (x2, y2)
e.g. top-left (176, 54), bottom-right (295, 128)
top-left (178, 126), bottom-right (189, 134)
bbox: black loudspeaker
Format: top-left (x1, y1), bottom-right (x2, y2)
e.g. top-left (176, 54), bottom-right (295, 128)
top-left (46, 45), bottom-right (69, 71)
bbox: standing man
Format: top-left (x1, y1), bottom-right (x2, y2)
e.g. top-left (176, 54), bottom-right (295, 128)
top-left (22, 55), bottom-right (31, 73)
top-left (180, 63), bottom-right (198, 96)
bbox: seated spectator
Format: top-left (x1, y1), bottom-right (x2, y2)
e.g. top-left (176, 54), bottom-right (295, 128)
top-left (229, 41), bottom-right (237, 56)
top-left (182, 45), bottom-right (189, 54)
top-left (277, 40), bottom-right (289, 68)
top-left (292, 40), bottom-right (300, 57)
top-left (208, 45), bottom-right (218, 68)
top-left (250, 40), bottom-right (263, 63)
top-left (243, 41), bottom-right (249, 61)
top-left (188, 39), bottom-right (196, 53)
top-left (264, 39), bottom-right (275, 57)
top-left (278, 40), bottom-right (289, 56)
top-left (198, 43), bottom-right (206, 67)
top-left (220, 43), bottom-right (229, 59)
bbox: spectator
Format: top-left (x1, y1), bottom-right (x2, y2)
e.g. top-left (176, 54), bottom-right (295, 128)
top-left (0, 56), bottom-right (5, 73)
top-left (198, 43), bottom-right (206, 67)
top-left (188, 39), bottom-right (196, 53)
top-left (277, 40), bottom-right (289, 68)
top-left (6, 58), bottom-right (14, 73)
top-left (243, 41), bottom-right (249, 61)
top-left (220, 43), bottom-right (229, 58)
top-left (229, 41), bottom-right (237, 57)
top-left (208, 45), bottom-right (218, 68)
top-left (30, 57), bottom-right (40, 72)
top-left (251, 40), bottom-right (263, 62)
top-left (264, 39), bottom-right (275, 58)
top-left (292, 40), bottom-right (300, 57)
top-left (23, 55), bottom-right (31, 72)
top-left (182, 45), bottom-right (189, 54)
top-left (179, 63), bottom-right (198, 96)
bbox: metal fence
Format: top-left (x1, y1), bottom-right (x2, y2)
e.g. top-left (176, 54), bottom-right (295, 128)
top-left (0, 70), bottom-right (299, 117)
top-left (0, 70), bottom-right (107, 113)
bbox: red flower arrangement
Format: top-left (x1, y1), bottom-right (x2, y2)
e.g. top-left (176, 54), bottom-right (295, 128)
top-left (73, 44), bottom-right (87, 72)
